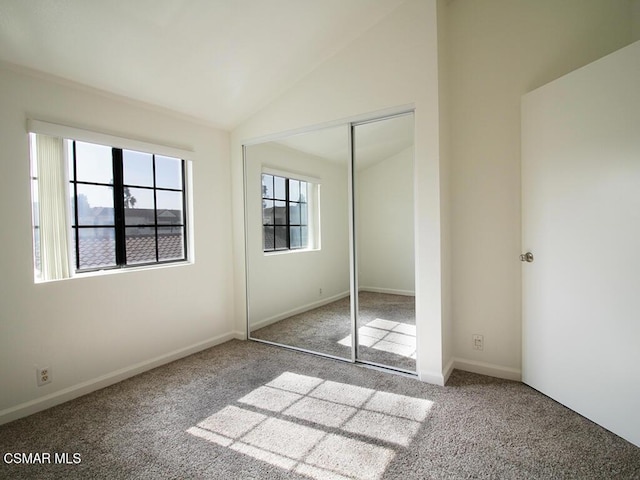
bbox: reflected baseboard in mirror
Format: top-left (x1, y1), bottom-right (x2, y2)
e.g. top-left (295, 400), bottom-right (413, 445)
top-left (250, 291), bottom-right (415, 372)
top-left (250, 294), bottom-right (352, 359)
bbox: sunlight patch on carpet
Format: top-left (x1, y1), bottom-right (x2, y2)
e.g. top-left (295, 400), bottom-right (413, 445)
top-left (187, 372), bottom-right (433, 480)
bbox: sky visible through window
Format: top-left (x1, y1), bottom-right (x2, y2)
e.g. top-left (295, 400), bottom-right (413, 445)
top-left (70, 141), bottom-right (183, 210)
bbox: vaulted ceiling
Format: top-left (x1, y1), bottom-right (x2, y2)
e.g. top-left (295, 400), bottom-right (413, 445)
top-left (0, 0), bottom-right (406, 129)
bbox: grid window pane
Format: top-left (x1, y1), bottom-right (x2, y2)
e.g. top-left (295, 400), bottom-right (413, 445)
top-left (274, 176), bottom-right (286, 200)
top-left (155, 155), bottom-right (183, 189)
top-left (125, 227), bottom-right (156, 264)
top-left (290, 226), bottom-right (302, 249)
top-left (301, 202), bottom-right (308, 225)
top-left (123, 150), bottom-right (153, 187)
top-left (274, 200), bottom-right (286, 225)
top-left (78, 228), bottom-right (116, 269)
top-left (274, 226), bottom-right (288, 249)
top-left (301, 226), bottom-right (309, 247)
top-left (262, 174), bottom-right (274, 199)
top-left (75, 141), bottom-right (113, 184)
top-left (75, 185), bottom-right (114, 226)
top-left (263, 200), bottom-right (274, 225)
top-left (33, 227), bottom-right (41, 274)
top-left (156, 190), bottom-right (183, 225)
top-left (289, 202), bottom-right (300, 224)
top-left (124, 188), bottom-right (154, 225)
top-left (32, 178), bottom-right (40, 224)
top-left (300, 182), bottom-right (307, 202)
top-left (158, 227), bottom-right (185, 261)
top-left (263, 226), bottom-right (275, 250)
top-left (290, 180), bottom-right (300, 201)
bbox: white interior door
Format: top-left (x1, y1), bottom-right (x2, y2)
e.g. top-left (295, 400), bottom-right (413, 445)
top-left (521, 41), bottom-right (640, 448)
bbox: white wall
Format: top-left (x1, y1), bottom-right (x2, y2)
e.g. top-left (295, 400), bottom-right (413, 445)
top-left (0, 65), bottom-right (235, 424)
top-left (231, 0), bottom-right (447, 384)
top-left (245, 142), bottom-right (350, 328)
top-left (437, 0), bottom-right (453, 378)
top-left (357, 147), bottom-right (414, 295)
top-left (446, 0), bottom-right (635, 379)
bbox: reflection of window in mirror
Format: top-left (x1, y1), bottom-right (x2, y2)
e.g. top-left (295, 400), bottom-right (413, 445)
top-left (262, 172), bottom-right (316, 252)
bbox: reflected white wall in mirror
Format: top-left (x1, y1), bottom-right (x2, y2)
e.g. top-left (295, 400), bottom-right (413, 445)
top-left (244, 125), bottom-right (352, 359)
top-left (354, 113), bottom-right (415, 372)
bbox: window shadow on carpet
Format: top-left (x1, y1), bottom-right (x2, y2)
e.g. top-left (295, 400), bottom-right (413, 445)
top-left (187, 371), bottom-right (433, 480)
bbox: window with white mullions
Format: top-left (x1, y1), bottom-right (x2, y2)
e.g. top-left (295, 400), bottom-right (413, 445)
top-left (262, 173), bottom-right (309, 252)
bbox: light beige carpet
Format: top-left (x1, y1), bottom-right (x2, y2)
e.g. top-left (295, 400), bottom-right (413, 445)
top-left (0, 340), bottom-right (638, 479)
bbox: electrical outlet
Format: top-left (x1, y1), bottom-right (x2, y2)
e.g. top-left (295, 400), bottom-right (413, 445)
top-left (319, 288), bottom-right (323, 296)
top-left (37, 367), bottom-right (51, 386)
top-left (472, 334), bottom-right (484, 351)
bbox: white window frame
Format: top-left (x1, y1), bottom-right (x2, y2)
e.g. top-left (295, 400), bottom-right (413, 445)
top-left (28, 120), bottom-right (194, 282)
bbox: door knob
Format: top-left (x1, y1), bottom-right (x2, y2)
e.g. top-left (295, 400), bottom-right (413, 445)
top-left (520, 252), bottom-right (534, 262)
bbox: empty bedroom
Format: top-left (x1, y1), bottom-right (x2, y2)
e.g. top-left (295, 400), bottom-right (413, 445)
top-left (0, 0), bottom-right (638, 478)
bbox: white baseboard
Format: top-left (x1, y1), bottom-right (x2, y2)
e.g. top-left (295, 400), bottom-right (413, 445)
top-left (0, 332), bottom-right (238, 426)
top-left (359, 286), bottom-right (415, 296)
top-left (233, 330), bottom-right (247, 340)
top-left (453, 357), bottom-right (522, 382)
top-left (418, 369), bottom-right (446, 386)
top-left (443, 357), bottom-right (455, 384)
top-left (250, 291), bottom-right (350, 330)
top-left (418, 357), bottom-right (455, 386)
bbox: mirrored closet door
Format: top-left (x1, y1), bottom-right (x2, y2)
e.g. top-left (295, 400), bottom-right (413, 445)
top-left (244, 112), bottom-right (415, 373)
top-left (244, 126), bottom-right (352, 359)
top-left (353, 113), bottom-right (416, 372)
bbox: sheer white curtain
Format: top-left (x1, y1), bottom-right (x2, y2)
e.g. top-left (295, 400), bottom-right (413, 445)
top-left (34, 134), bottom-right (71, 280)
